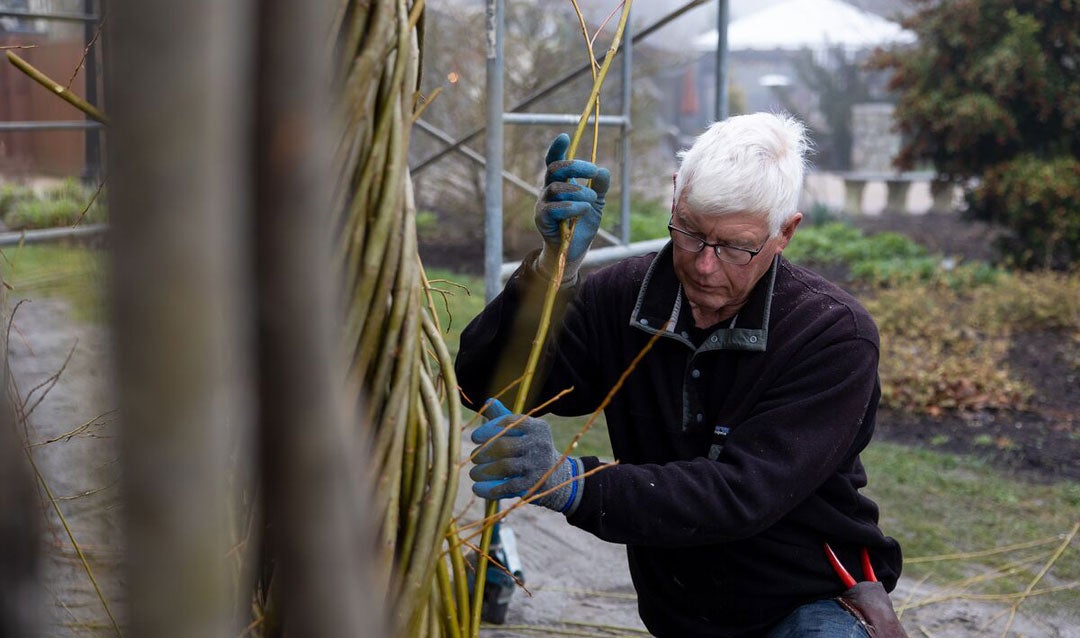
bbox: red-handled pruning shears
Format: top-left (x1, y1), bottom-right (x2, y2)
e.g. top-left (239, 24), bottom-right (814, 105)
top-left (824, 543), bottom-right (877, 588)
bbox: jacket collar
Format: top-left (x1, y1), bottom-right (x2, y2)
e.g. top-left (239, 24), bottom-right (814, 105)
top-left (628, 242), bottom-right (775, 352)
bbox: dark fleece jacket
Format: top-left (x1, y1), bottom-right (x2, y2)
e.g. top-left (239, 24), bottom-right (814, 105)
top-left (455, 245), bottom-right (902, 637)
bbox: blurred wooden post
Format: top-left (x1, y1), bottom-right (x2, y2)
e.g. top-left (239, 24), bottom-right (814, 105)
top-left (0, 375), bottom-right (41, 637)
top-left (254, 0), bottom-right (383, 635)
top-left (107, 1), bottom-right (254, 636)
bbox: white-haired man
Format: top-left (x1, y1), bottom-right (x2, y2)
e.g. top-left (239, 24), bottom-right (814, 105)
top-left (456, 112), bottom-right (903, 637)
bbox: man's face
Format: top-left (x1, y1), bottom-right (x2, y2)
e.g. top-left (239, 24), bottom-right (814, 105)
top-left (670, 194), bottom-right (801, 326)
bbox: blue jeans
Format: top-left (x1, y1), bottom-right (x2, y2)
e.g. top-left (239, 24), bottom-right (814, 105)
top-left (767, 599), bottom-right (870, 638)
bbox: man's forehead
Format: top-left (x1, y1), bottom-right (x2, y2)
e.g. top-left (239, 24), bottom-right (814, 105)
top-left (673, 204), bottom-right (769, 233)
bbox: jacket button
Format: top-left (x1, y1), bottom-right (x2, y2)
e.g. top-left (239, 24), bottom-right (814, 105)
top-left (691, 369), bottom-right (701, 378)
top-left (749, 335), bottom-right (758, 343)
top-left (640, 318), bottom-right (649, 326)
top-left (696, 413), bottom-right (704, 422)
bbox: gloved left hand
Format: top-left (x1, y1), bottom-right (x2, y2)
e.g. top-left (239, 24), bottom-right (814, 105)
top-left (470, 398), bottom-right (584, 515)
top-left (534, 133), bottom-right (611, 282)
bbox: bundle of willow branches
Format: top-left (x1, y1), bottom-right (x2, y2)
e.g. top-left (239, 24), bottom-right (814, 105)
top-left (336, 1), bottom-right (631, 636)
top-left (335, 2), bottom-right (463, 636)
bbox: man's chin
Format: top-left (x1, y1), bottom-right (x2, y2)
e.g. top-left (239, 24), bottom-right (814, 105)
top-left (685, 289), bottom-right (730, 316)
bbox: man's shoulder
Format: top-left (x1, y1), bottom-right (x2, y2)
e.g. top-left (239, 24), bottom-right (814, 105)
top-left (776, 258), bottom-right (878, 341)
top-left (581, 251), bottom-right (658, 290)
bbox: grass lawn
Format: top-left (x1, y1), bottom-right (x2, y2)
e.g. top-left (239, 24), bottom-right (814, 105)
top-left (1, 243), bottom-right (107, 322)
top-left (863, 442), bottom-right (1079, 616)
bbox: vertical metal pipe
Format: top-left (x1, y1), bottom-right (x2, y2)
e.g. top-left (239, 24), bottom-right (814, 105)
top-left (81, 0), bottom-right (100, 183)
top-left (619, 5), bottom-right (632, 246)
top-left (108, 1), bottom-right (253, 636)
top-left (484, 0), bottom-right (504, 302)
top-left (715, 0), bottom-right (730, 122)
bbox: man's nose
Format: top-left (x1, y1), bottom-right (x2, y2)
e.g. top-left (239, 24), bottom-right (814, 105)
top-left (695, 247), bottom-right (721, 274)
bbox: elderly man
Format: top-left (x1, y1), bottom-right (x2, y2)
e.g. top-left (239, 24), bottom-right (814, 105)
top-left (455, 112), bottom-right (903, 637)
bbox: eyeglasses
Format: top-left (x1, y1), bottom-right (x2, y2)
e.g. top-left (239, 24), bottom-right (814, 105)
top-left (667, 219), bottom-right (768, 266)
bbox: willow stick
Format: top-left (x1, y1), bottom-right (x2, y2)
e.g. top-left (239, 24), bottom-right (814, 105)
top-left (448, 522), bottom-right (472, 637)
top-left (435, 556), bottom-right (462, 638)
top-left (5, 51), bottom-right (109, 124)
top-left (518, 319), bottom-right (667, 510)
top-left (472, 5), bottom-right (634, 633)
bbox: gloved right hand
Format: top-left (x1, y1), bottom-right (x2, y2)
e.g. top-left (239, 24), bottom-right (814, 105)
top-left (534, 133), bottom-right (611, 282)
top-left (469, 398), bottom-right (584, 515)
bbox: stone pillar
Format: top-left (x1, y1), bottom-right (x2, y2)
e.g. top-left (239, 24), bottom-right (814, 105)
top-left (843, 178), bottom-right (867, 216)
top-left (884, 178), bottom-right (911, 215)
top-left (930, 179), bottom-right (957, 213)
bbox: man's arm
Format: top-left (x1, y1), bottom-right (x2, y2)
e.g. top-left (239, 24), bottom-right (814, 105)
top-left (566, 336), bottom-right (880, 545)
top-left (454, 256), bottom-right (584, 412)
top-left (455, 134), bottom-right (610, 413)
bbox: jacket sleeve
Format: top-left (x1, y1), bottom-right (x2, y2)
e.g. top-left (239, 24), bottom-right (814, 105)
top-left (567, 333), bottom-right (881, 547)
top-left (454, 251), bottom-right (605, 416)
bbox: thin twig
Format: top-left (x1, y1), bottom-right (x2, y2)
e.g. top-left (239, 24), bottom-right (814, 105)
top-left (564, 619), bottom-right (650, 635)
top-left (73, 175), bottom-right (107, 228)
top-left (1000, 521), bottom-right (1079, 637)
top-left (65, 9), bottom-right (109, 91)
top-left (52, 478), bottom-right (119, 503)
top-left (462, 386), bottom-right (575, 467)
top-left (535, 585), bottom-right (637, 601)
top-left (517, 319), bottom-right (668, 509)
top-left (29, 410), bottom-right (115, 447)
top-left (20, 340), bottom-right (78, 421)
top-left (905, 536), bottom-right (1065, 564)
top-left (457, 462), bottom-right (616, 538)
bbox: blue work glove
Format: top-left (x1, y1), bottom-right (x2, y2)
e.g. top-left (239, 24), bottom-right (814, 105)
top-left (470, 399), bottom-right (585, 515)
top-left (534, 133), bottom-right (611, 282)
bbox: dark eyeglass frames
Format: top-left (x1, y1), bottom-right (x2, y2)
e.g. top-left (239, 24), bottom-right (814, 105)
top-left (667, 219), bottom-right (768, 266)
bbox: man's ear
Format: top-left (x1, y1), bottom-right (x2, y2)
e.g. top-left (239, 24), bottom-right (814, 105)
top-left (777, 212), bottom-right (803, 250)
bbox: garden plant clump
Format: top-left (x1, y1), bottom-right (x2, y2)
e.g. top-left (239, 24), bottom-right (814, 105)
top-left (0, 179), bottom-right (107, 231)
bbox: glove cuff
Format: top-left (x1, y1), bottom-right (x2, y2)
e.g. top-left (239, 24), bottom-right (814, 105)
top-left (534, 456), bottom-right (584, 515)
top-left (535, 247), bottom-right (583, 285)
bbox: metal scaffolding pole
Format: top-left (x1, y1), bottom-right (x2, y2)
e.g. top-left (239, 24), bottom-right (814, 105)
top-left (83, 0), bottom-right (102, 183)
top-left (483, 2), bottom-right (636, 301)
top-left (483, 0), bottom-right (505, 303)
top-left (716, 0), bottom-right (730, 122)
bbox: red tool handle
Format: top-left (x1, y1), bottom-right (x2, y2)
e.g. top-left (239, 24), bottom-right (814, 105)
top-left (824, 543), bottom-right (878, 587)
top-left (860, 547), bottom-right (878, 583)
top-left (824, 543), bottom-right (857, 588)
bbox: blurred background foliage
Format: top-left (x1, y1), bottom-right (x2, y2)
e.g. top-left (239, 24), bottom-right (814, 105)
top-left (869, 0), bottom-right (1080, 269)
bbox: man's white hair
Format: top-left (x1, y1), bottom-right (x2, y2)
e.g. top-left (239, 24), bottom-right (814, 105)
top-left (674, 112), bottom-right (810, 236)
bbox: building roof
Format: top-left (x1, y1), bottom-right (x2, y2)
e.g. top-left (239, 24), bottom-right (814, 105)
top-left (693, 0), bottom-right (914, 52)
